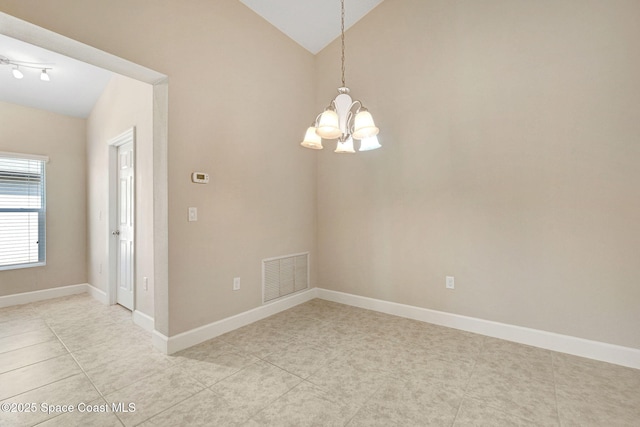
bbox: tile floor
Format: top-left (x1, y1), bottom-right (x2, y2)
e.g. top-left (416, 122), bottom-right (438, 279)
top-left (1, 293), bottom-right (639, 426)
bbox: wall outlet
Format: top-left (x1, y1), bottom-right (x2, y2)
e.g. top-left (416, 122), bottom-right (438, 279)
top-left (233, 277), bottom-right (240, 291)
top-left (188, 207), bottom-right (198, 222)
top-left (446, 276), bottom-right (455, 289)
top-left (143, 277), bottom-right (149, 291)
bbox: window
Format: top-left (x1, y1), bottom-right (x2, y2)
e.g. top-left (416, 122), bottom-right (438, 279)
top-left (0, 152), bottom-right (48, 270)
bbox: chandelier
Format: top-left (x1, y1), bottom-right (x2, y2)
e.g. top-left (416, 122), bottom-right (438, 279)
top-left (0, 55), bottom-right (52, 81)
top-left (300, 0), bottom-right (381, 153)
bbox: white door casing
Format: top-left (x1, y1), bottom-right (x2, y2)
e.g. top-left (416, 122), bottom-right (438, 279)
top-left (108, 128), bottom-right (135, 310)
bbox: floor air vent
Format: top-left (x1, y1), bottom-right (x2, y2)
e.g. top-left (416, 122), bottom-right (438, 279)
top-left (262, 252), bottom-right (309, 303)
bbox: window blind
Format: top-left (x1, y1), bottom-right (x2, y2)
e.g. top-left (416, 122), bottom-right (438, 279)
top-left (0, 154), bottom-right (46, 269)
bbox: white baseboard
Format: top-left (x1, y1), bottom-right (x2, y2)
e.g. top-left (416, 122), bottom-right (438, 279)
top-left (133, 310), bottom-right (155, 333)
top-left (316, 288), bottom-right (640, 370)
top-left (152, 288), bottom-right (317, 354)
top-left (86, 284), bottom-right (108, 305)
top-left (0, 283), bottom-right (89, 308)
top-left (152, 330), bottom-right (169, 354)
top-left (4, 282), bottom-right (635, 370)
top-left (87, 285), bottom-right (154, 333)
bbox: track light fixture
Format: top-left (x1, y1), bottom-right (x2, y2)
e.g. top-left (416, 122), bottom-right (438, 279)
top-left (300, 0), bottom-right (381, 153)
top-left (1, 55), bottom-right (53, 81)
top-left (12, 66), bottom-right (23, 79)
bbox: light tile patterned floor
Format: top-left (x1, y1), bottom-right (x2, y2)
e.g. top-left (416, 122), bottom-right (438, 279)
top-left (1, 293), bottom-right (639, 426)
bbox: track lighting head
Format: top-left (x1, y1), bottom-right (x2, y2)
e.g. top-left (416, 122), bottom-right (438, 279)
top-left (12, 66), bottom-right (24, 79)
top-left (1, 55), bottom-right (54, 81)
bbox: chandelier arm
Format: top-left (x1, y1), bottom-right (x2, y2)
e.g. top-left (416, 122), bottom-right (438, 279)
top-left (312, 112), bottom-right (324, 127)
top-left (345, 110), bottom-right (354, 136)
top-left (350, 100), bottom-right (362, 114)
top-left (321, 99), bottom-right (338, 112)
top-left (340, 100), bottom-right (360, 135)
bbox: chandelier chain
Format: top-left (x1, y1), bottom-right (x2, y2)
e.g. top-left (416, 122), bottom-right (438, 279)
top-left (341, 0), bottom-right (346, 87)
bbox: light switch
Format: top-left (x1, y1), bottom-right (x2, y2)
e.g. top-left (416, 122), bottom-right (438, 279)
top-left (188, 207), bottom-right (197, 222)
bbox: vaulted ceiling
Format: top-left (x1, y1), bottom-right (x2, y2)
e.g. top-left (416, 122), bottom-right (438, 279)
top-left (0, 1), bottom-right (384, 117)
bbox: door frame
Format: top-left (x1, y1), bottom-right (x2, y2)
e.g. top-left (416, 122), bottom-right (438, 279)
top-left (108, 127), bottom-right (136, 307)
top-left (1, 13), bottom-right (170, 340)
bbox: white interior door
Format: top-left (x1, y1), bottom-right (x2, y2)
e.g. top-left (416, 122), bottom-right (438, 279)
top-left (116, 141), bottom-right (134, 310)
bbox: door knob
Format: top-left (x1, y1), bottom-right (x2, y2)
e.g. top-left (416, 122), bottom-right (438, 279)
top-left (112, 230), bottom-right (120, 236)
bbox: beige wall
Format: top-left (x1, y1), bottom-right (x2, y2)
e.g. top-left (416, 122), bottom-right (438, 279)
top-left (87, 74), bottom-right (154, 317)
top-left (0, 0), bottom-right (317, 335)
top-left (316, 0), bottom-right (640, 349)
top-left (5, 0), bottom-right (636, 351)
top-left (163, 3), bottom-right (317, 334)
top-left (0, 101), bottom-right (87, 295)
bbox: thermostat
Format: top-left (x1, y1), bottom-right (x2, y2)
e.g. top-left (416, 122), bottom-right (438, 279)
top-left (191, 172), bottom-right (209, 184)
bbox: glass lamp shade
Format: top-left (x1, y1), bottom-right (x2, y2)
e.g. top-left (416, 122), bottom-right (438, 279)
top-left (358, 135), bottom-right (381, 151)
top-left (315, 109), bottom-right (342, 139)
top-left (335, 137), bottom-right (355, 153)
top-left (300, 127), bottom-right (323, 150)
top-left (40, 70), bottom-right (50, 81)
top-left (352, 110), bottom-right (379, 139)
